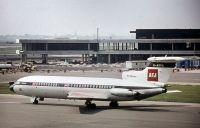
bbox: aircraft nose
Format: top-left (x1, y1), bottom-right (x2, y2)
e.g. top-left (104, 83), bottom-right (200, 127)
top-left (9, 82), bottom-right (15, 93)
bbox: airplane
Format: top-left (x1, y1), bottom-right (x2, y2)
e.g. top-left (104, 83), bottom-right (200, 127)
top-left (9, 56), bottom-right (184, 109)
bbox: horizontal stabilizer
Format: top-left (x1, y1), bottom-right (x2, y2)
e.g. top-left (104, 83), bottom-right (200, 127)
top-left (166, 90), bottom-right (182, 93)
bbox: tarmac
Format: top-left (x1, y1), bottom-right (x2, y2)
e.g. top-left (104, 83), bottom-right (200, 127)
top-left (168, 69), bottom-right (200, 85)
top-left (0, 94), bottom-right (200, 128)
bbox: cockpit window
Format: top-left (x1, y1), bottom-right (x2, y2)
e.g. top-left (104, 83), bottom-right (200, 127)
top-left (15, 81), bottom-right (20, 85)
top-left (15, 81), bottom-right (32, 85)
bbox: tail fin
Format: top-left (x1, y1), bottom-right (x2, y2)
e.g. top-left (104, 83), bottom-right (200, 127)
top-left (122, 57), bottom-right (184, 83)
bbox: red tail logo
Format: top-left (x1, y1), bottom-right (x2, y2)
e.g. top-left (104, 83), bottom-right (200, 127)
top-left (147, 69), bottom-right (158, 81)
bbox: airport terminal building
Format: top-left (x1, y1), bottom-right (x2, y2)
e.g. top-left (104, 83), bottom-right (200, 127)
top-left (19, 29), bottom-right (200, 65)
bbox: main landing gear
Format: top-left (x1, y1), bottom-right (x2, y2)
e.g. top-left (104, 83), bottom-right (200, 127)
top-left (109, 101), bottom-right (119, 108)
top-left (30, 97), bottom-right (44, 104)
top-left (85, 100), bottom-right (96, 109)
top-left (85, 100), bottom-right (119, 109)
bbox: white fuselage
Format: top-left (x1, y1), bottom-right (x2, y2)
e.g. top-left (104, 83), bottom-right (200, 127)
top-left (13, 75), bottom-right (163, 101)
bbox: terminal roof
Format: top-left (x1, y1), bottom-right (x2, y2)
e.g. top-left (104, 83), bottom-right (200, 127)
top-left (19, 39), bottom-right (200, 44)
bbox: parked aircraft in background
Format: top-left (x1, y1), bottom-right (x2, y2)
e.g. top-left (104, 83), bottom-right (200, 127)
top-left (9, 56), bottom-right (184, 109)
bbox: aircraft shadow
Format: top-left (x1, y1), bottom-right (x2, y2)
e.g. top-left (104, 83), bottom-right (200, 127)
top-left (23, 103), bottom-right (181, 114)
top-left (78, 106), bottom-right (106, 114)
top-left (78, 104), bottom-right (177, 114)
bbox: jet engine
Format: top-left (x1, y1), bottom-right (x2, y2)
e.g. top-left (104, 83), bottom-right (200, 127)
top-left (109, 88), bottom-right (137, 97)
top-left (110, 88), bottom-right (166, 100)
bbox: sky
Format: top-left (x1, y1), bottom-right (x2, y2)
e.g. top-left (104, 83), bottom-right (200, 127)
top-left (0, 0), bottom-right (200, 37)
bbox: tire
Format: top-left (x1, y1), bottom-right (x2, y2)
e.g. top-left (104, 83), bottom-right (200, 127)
top-left (86, 103), bottom-right (96, 109)
top-left (33, 99), bottom-right (38, 104)
top-left (109, 101), bottom-right (119, 108)
top-left (39, 97), bottom-right (44, 101)
top-left (91, 103), bottom-right (96, 109)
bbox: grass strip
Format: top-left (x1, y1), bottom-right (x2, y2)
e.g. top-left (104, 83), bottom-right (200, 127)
top-left (146, 85), bottom-right (200, 103)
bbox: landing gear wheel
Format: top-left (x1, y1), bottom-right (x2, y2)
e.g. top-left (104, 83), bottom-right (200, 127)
top-left (90, 103), bottom-right (96, 109)
top-left (31, 97), bottom-right (39, 104)
top-left (85, 100), bottom-right (96, 109)
top-left (109, 101), bottom-right (119, 108)
top-left (33, 99), bottom-right (38, 104)
top-left (39, 97), bottom-right (44, 101)
top-left (85, 100), bottom-right (91, 106)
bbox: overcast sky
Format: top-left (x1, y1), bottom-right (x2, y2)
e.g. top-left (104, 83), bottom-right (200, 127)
top-left (0, 0), bottom-right (200, 37)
